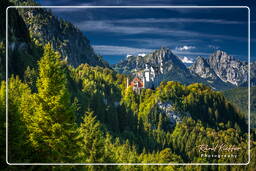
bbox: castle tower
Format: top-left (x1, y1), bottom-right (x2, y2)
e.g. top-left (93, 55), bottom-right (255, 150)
top-left (145, 64), bottom-right (150, 82)
top-left (160, 61), bottom-right (164, 74)
top-left (126, 77), bottom-right (129, 88)
top-left (150, 66), bottom-right (155, 82)
top-left (142, 76), bottom-right (145, 88)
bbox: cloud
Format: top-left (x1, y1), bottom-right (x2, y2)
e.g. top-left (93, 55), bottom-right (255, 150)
top-left (75, 20), bottom-right (247, 42)
top-left (175, 45), bottom-right (195, 51)
top-left (111, 18), bottom-right (245, 25)
top-left (38, 0), bottom-right (94, 6)
top-left (172, 50), bottom-right (211, 56)
top-left (124, 38), bottom-right (178, 48)
top-left (92, 45), bottom-right (154, 56)
top-left (37, 0), bottom-right (199, 6)
top-left (75, 20), bottom-right (158, 34)
top-left (51, 6), bottom-right (91, 13)
top-left (179, 56), bottom-right (194, 63)
top-left (93, 45), bottom-right (213, 59)
top-left (138, 53), bottom-right (146, 57)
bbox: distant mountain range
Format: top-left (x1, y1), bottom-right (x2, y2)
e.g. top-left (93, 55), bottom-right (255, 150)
top-left (3, 0), bottom-right (255, 91)
top-left (113, 47), bottom-right (255, 90)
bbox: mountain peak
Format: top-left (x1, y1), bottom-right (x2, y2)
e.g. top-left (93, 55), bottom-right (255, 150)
top-left (150, 47), bottom-right (177, 62)
top-left (189, 56), bottom-right (218, 80)
top-left (193, 56), bottom-right (209, 68)
top-left (211, 50), bottom-right (233, 61)
top-left (215, 50), bottom-right (227, 55)
top-left (159, 46), bottom-right (171, 51)
top-left (12, 1), bottom-right (108, 68)
top-left (195, 56), bottom-right (207, 63)
top-left (190, 51), bottom-right (248, 87)
top-left (157, 47), bottom-right (173, 55)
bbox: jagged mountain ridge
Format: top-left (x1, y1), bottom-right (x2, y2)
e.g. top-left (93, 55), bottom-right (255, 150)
top-left (4, 0), bottom-right (253, 90)
top-left (9, 0), bottom-right (108, 68)
top-left (113, 47), bottom-right (233, 90)
top-left (190, 50), bottom-right (255, 87)
top-left (113, 47), bottom-right (193, 85)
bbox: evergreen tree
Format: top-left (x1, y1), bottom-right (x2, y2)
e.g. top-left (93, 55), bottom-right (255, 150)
top-left (76, 111), bottom-right (105, 170)
top-left (24, 43), bottom-right (77, 162)
top-left (1, 76), bottom-right (34, 162)
top-left (24, 66), bottom-right (38, 92)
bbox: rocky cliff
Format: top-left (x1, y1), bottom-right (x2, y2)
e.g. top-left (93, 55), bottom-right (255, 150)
top-left (9, 0), bottom-right (108, 68)
top-left (113, 47), bottom-right (233, 89)
top-left (190, 50), bottom-right (253, 87)
top-left (113, 47), bottom-right (194, 84)
top-left (1, 0), bottom-right (42, 79)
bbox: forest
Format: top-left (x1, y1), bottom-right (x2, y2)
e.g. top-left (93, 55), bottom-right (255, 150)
top-left (1, 44), bottom-right (255, 170)
top-left (1, 0), bottom-right (256, 170)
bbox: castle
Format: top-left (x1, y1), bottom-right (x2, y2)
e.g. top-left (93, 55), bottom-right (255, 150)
top-left (127, 63), bottom-right (164, 92)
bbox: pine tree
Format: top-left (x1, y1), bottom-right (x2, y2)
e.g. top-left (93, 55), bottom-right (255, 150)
top-left (26, 43), bottom-right (77, 162)
top-left (3, 76), bottom-right (33, 162)
top-left (76, 111), bottom-right (105, 166)
top-left (24, 66), bottom-right (37, 92)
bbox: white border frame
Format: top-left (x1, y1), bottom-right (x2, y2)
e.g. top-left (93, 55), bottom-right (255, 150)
top-left (6, 6), bottom-right (251, 166)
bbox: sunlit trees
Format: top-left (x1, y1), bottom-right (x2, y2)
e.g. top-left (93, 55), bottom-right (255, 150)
top-left (76, 111), bottom-right (104, 163)
top-left (2, 41), bottom-right (253, 170)
top-left (2, 76), bottom-right (33, 162)
top-left (23, 43), bottom-right (78, 162)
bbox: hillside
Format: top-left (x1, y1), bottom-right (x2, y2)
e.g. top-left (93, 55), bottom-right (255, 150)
top-left (0, 0), bottom-right (42, 79)
top-left (1, 0), bottom-right (255, 170)
top-left (223, 86), bottom-right (256, 128)
top-left (9, 0), bottom-right (108, 68)
top-left (1, 44), bottom-right (251, 165)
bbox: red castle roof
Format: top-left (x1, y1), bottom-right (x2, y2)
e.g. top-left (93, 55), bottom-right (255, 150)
top-left (130, 77), bottom-right (144, 88)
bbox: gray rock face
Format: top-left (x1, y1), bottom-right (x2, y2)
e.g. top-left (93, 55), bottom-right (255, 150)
top-left (145, 47), bottom-right (187, 71)
top-left (157, 101), bottom-right (191, 128)
top-left (13, 5), bottom-right (108, 68)
top-left (250, 62), bottom-right (256, 86)
top-left (113, 48), bottom-right (238, 90)
top-left (113, 47), bottom-right (201, 85)
top-left (190, 50), bottom-right (249, 87)
top-left (113, 48), bottom-right (236, 89)
top-left (157, 101), bottom-right (181, 127)
top-left (189, 56), bottom-right (217, 80)
top-left (208, 50), bottom-right (248, 86)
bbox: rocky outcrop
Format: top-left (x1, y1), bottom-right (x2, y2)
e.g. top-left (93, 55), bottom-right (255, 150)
top-left (113, 47), bottom-right (234, 90)
top-left (189, 56), bottom-right (217, 80)
top-left (113, 47), bottom-right (198, 84)
top-left (190, 50), bottom-right (250, 87)
top-left (157, 101), bottom-right (181, 128)
top-left (1, 0), bottom-right (41, 78)
top-left (208, 50), bottom-right (248, 86)
top-left (10, 0), bottom-right (108, 68)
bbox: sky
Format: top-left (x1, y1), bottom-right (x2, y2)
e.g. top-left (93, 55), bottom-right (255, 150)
top-left (35, 0), bottom-right (256, 64)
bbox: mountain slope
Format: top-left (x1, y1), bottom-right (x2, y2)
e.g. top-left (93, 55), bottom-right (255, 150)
top-left (189, 56), bottom-right (218, 80)
top-left (223, 86), bottom-right (256, 128)
top-left (190, 50), bottom-right (254, 87)
top-left (9, 0), bottom-right (108, 68)
top-left (1, 0), bottom-right (42, 79)
top-left (208, 50), bottom-right (248, 86)
top-left (113, 47), bottom-right (232, 90)
top-left (113, 47), bottom-right (196, 84)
